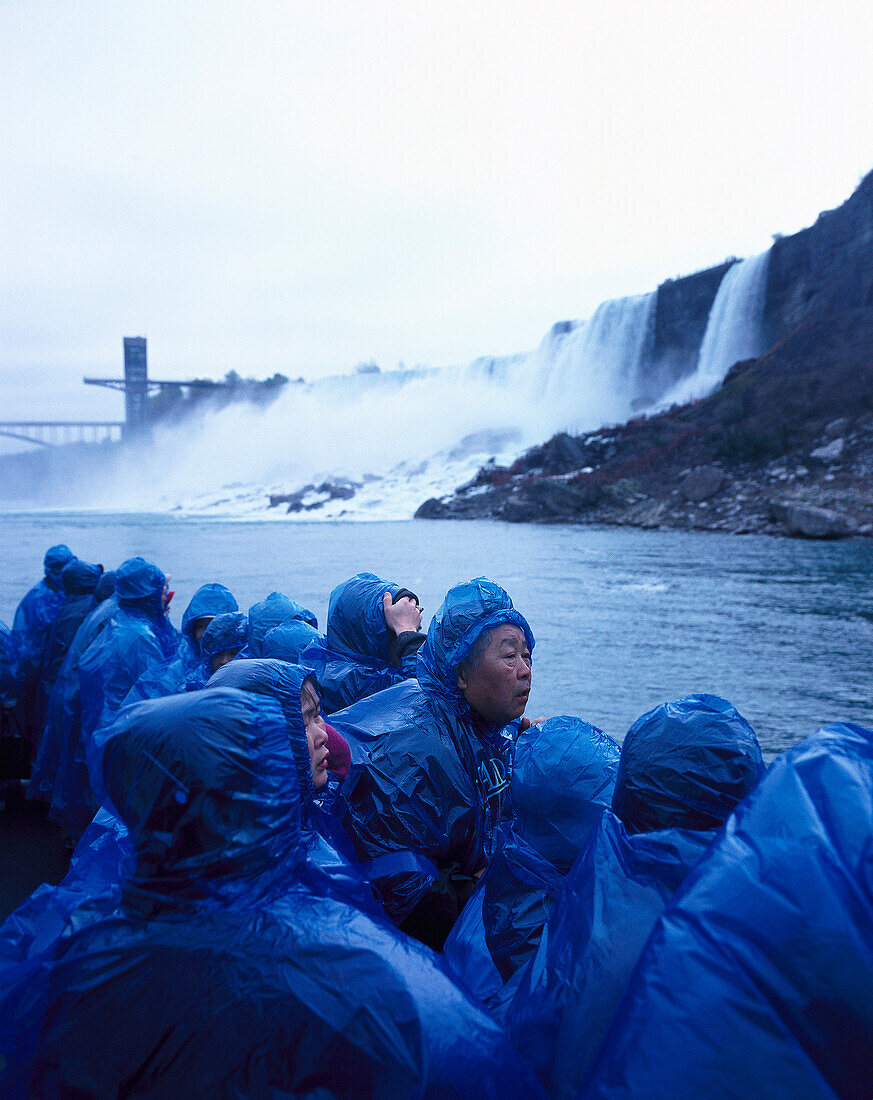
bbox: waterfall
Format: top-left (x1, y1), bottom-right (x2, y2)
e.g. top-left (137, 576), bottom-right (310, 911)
top-left (538, 292), bottom-right (656, 426)
top-left (45, 272), bottom-right (755, 518)
top-left (661, 248), bottom-right (771, 407)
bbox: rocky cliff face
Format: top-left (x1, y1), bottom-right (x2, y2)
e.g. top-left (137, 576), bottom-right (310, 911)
top-left (418, 171), bottom-right (873, 538)
top-left (764, 169), bottom-right (873, 339)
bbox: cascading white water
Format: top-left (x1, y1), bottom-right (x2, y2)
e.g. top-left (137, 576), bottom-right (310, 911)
top-left (660, 248), bottom-right (771, 408)
top-left (538, 292), bottom-right (657, 425)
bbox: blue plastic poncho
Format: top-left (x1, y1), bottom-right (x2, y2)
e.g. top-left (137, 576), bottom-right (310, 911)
top-left (445, 717), bottom-right (621, 1014)
top-left (0, 688), bottom-right (545, 1099)
top-left (207, 661), bottom-right (356, 853)
top-left (507, 694), bottom-right (764, 1098)
top-left (261, 617), bottom-right (321, 662)
top-left (72, 559), bottom-right (175, 837)
top-left (9, 544), bottom-right (74, 744)
top-left (30, 560), bottom-right (103, 760)
top-left (179, 582), bottom-right (238, 668)
top-left (1, 660), bottom-right (335, 997)
top-left (41, 597), bottom-right (119, 833)
top-left (338, 578), bottom-right (534, 947)
top-left (581, 722), bottom-right (873, 1100)
top-left (208, 657), bottom-right (437, 914)
top-left (79, 558), bottom-right (176, 738)
top-left (39, 560), bottom-right (103, 688)
top-left (243, 591), bottom-right (318, 659)
top-left (0, 808), bottom-right (130, 991)
top-left (612, 692), bottom-right (764, 834)
top-left (510, 715), bottom-right (622, 870)
top-left (300, 572), bottom-right (418, 713)
top-left (92, 570), bottom-right (116, 605)
top-left (1, 657), bottom-right (337, 1002)
top-left (121, 582), bottom-right (239, 706)
top-left (194, 611), bottom-right (248, 679)
top-left (28, 561), bottom-right (103, 800)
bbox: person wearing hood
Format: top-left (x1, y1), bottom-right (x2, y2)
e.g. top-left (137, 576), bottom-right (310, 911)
top-left (580, 722), bottom-right (873, 1100)
top-left (300, 572), bottom-right (425, 713)
top-left (208, 658), bottom-right (351, 784)
top-left (1, 656), bottom-right (333, 993)
top-left (260, 617), bottom-right (321, 663)
top-left (9, 544), bottom-right (74, 750)
top-left (206, 659), bottom-right (360, 898)
top-left (177, 582), bottom-right (239, 664)
top-left (72, 558), bottom-right (176, 838)
top-left (0, 687), bottom-right (546, 1099)
top-left (91, 569), bottom-right (117, 607)
top-left (241, 591), bottom-right (318, 658)
top-left (336, 577), bottom-right (534, 949)
top-left (30, 559), bottom-right (104, 762)
top-left (444, 717), bottom-right (620, 1016)
top-left (193, 611), bottom-right (248, 682)
top-left (507, 694), bottom-right (764, 1099)
top-left (121, 582), bottom-right (239, 706)
top-left (35, 575), bottom-right (118, 830)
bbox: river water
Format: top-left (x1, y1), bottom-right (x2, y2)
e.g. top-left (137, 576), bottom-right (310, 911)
top-left (2, 512), bottom-right (871, 760)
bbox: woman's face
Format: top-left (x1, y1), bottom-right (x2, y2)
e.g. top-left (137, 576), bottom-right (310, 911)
top-left (300, 679), bottom-right (330, 789)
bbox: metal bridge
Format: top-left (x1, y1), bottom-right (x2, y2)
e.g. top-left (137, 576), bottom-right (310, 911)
top-left (0, 421), bottom-right (125, 447)
top-left (2, 337), bottom-right (228, 448)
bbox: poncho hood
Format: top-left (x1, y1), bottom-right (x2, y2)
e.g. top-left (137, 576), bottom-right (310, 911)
top-left (60, 559), bottom-right (103, 597)
top-left (261, 618), bottom-right (320, 662)
top-left (43, 544), bottom-right (74, 590)
top-left (247, 592), bottom-right (318, 656)
top-left (180, 583), bottom-right (239, 642)
top-left (115, 557), bottom-right (166, 612)
top-left (89, 688), bottom-right (304, 913)
top-left (513, 716), bottom-right (620, 868)
top-left (416, 578), bottom-right (534, 713)
top-left (208, 658), bottom-right (318, 802)
top-left (325, 573), bottom-right (399, 663)
top-left (612, 693), bottom-right (764, 834)
top-left (199, 612), bottom-right (248, 659)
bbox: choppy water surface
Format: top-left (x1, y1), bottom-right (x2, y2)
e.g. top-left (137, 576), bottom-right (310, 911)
top-left (2, 513), bottom-right (871, 759)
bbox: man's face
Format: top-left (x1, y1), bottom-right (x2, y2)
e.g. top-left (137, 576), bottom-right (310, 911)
top-left (301, 679), bottom-right (330, 790)
top-left (456, 624), bottom-right (532, 727)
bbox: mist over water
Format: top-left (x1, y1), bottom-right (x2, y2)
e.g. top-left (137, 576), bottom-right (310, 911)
top-left (79, 366), bottom-right (558, 518)
top-left (13, 256), bottom-right (770, 518)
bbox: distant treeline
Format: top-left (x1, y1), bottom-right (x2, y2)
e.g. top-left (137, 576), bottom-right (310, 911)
top-left (149, 371), bottom-right (298, 424)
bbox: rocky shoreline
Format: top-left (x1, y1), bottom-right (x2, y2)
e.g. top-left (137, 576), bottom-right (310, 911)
top-left (261, 437), bottom-right (873, 535)
top-left (416, 310), bottom-right (873, 539)
top-left (416, 423), bottom-right (873, 538)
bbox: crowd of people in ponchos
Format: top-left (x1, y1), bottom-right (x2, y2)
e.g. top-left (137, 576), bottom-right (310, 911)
top-left (0, 543), bottom-right (870, 1098)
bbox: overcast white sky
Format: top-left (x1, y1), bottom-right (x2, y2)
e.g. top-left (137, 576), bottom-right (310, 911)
top-left (2, 0), bottom-right (873, 421)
